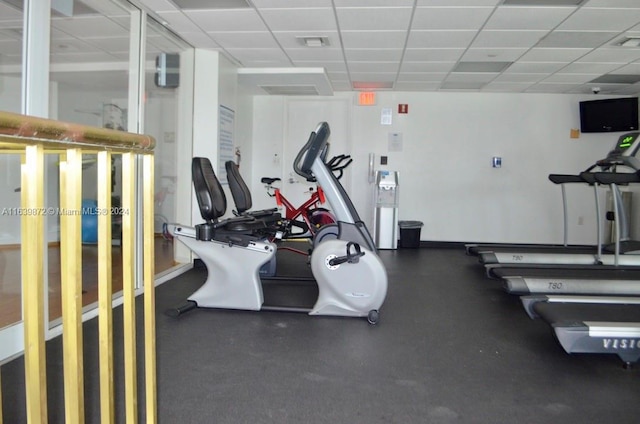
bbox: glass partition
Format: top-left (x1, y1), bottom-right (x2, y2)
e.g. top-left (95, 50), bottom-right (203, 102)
top-left (144, 18), bottom-right (192, 276)
top-left (0, 1), bottom-right (24, 331)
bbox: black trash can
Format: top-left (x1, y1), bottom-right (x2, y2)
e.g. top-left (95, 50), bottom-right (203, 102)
top-left (398, 221), bottom-right (423, 248)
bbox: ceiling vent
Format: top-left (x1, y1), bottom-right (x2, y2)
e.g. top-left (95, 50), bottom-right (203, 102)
top-left (296, 36), bottom-right (330, 48)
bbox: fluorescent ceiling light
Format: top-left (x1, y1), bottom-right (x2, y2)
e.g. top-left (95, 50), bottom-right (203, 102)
top-left (452, 62), bottom-right (512, 73)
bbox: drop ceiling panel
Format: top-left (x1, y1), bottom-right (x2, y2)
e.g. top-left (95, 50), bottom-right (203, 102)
top-left (349, 62), bottom-right (400, 72)
top-left (558, 8), bottom-right (640, 31)
top-left (136, 0), bottom-right (177, 12)
top-left (493, 73), bottom-right (546, 83)
top-left (542, 73), bottom-right (599, 83)
top-left (612, 63), bottom-right (640, 74)
top-left (295, 61), bottom-right (347, 72)
top-left (0, 3), bottom-right (21, 20)
top-left (403, 48), bottom-right (465, 61)
top-left (341, 31), bottom-right (408, 49)
top-left (578, 48), bottom-right (640, 62)
top-left (394, 81), bottom-right (442, 91)
top-left (412, 7), bottom-right (494, 30)
top-left (483, 82), bottom-right (535, 92)
top-left (536, 31), bottom-right (618, 48)
top-left (345, 48), bottom-right (403, 61)
top-left (407, 30), bottom-right (477, 48)
top-left (485, 7), bottom-right (577, 30)
top-left (447, 72), bottom-right (500, 83)
top-left (472, 30), bottom-right (548, 48)
top-left (397, 72), bottom-right (448, 82)
top-left (417, 0), bottom-right (501, 5)
top-left (561, 62), bottom-right (625, 73)
top-left (504, 62), bottom-right (568, 73)
top-left (350, 72), bottom-right (397, 82)
top-left (260, 8), bottom-right (337, 31)
top-left (401, 62), bottom-right (456, 72)
top-left (461, 48), bottom-right (529, 62)
top-left (178, 31), bottom-right (220, 48)
top-left (336, 7), bottom-right (413, 31)
top-left (252, 0), bottom-right (332, 7)
top-left (183, 9), bottom-right (266, 32)
top-left (335, 0), bottom-right (414, 6)
top-left (519, 47), bottom-right (591, 62)
top-left (225, 48), bottom-right (291, 66)
top-left (207, 32), bottom-right (279, 49)
top-left (286, 48), bottom-right (344, 61)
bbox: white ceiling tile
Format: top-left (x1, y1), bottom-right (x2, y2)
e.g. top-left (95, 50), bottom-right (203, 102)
top-left (184, 9), bottom-right (267, 32)
top-left (412, 7), bottom-right (494, 30)
top-left (226, 48), bottom-right (290, 63)
top-left (84, 37), bottom-right (130, 53)
top-left (485, 6), bottom-right (576, 30)
top-left (612, 62), bottom-right (640, 74)
top-left (403, 48), bottom-right (465, 61)
top-left (461, 48), bottom-right (529, 62)
top-left (345, 48), bottom-right (403, 61)
top-left (417, 0), bottom-right (501, 5)
top-left (252, 0), bottom-right (332, 7)
top-left (542, 73), bottom-right (600, 83)
top-left (584, 0), bottom-right (640, 7)
top-left (294, 61), bottom-right (347, 72)
top-left (207, 31), bottom-right (279, 49)
top-left (579, 48), bottom-right (640, 62)
top-left (349, 62), bottom-right (399, 73)
top-left (395, 81), bottom-right (442, 91)
top-left (504, 62), bottom-right (569, 73)
top-left (526, 83), bottom-right (581, 93)
top-left (50, 52), bottom-right (120, 63)
top-left (558, 8), bottom-right (640, 31)
top-left (341, 31), bottom-right (408, 49)
top-left (562, 62), bottom-right (625, 73)
top-left (138, 0), bottom-right (178, 12)
top-left (482, 82), bottom-right (535, 92)
top-left (335, 0), bottom-right (414, 6)
top-left (519, 47), bottom-right (591, 62)
top-left (493, 73), bottom-right (546, 83)
top-left (396, 72), bottom-right (448, 82)
top-left (350, 72), bottom-right (396, 82)
top-left (446, 72), bottom-right (499, 83)
top-left (407, 30), bottom-right (477, 48)
top-left (472, 30), bottom-right (548, 48)
top-left (286, 48), bottom-right (344, 61)
top-left (330, 80), bottom-right (352, 91)
top-left (336, 7), bottom-right (413, 31)
top-left (401, 62), bottom-right (456, 72)
top-left (260, 8), bottom-right (337, 31)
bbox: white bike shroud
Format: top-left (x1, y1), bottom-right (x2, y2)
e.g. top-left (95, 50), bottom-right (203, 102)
top-left (171, 122), bottom-right (388, 321)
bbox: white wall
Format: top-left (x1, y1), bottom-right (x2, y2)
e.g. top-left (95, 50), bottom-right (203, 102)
top-left (250, 91), bottom-right (627, 245)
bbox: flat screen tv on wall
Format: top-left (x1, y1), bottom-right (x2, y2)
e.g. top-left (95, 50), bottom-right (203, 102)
top-left (579, 97), bottom-right (639, 133)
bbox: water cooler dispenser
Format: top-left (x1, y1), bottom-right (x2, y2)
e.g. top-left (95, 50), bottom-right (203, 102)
top-left (373, 170), bottom-right (399, 249)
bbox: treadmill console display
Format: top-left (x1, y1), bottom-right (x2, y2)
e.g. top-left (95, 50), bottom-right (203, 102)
top-left (611, 132), bottom-right (640, 157)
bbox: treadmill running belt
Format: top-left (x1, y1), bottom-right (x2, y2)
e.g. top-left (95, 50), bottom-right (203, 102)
top-left (533, 302), bottom-right (640, 323)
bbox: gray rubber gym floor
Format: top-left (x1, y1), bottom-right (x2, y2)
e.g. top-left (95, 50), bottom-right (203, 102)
top-left (2, 246), bottom-right (640, 423)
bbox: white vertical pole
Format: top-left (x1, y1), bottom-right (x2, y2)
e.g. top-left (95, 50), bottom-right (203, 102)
top-left (22, 0), bottom-right (51, 117)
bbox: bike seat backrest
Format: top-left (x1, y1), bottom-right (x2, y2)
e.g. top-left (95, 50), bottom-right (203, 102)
top-left (261, 177), bottom-right (281, 185)
top-left (192, 157), bottom-right (226, 223)
top-left (225, 160), bottom-right (252, 214)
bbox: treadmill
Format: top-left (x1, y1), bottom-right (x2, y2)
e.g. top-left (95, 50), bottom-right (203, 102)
top-left (479, 132), bottom-right (640, 268)
top-left (520, 295), bottom-right (640, 367)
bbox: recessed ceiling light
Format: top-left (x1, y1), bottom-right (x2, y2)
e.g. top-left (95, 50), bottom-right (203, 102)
top-left (452, 62), bottom-right (512, 73)
top-left (297, 37), bottom-right (330, 48)
top-left (614, 37), bottom-right (640, 48)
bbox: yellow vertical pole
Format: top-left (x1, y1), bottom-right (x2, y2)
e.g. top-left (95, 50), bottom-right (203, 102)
top-left (21, 144), bottom-right (47, 424)
top-left (60, 148), bottom-right (85, 423)
top-left (97, 151), bottom-right (114, 424)
top-left (143, 154), bottom-right (156, 424)
top-left (121, 152), bottom-right (137, 423)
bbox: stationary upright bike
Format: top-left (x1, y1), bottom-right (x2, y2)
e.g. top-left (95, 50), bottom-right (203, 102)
top-left (168, 122), bottom-right (387, 323)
